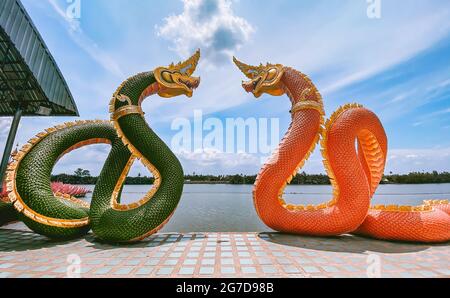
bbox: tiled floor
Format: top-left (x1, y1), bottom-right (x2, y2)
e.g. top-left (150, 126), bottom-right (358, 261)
top-left (0, 223), bottom-right (449, 278)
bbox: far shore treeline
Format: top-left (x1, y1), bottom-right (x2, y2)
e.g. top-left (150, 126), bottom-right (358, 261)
top-left (52, 168), bottom-right (450, 185)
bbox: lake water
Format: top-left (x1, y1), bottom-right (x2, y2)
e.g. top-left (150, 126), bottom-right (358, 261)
top-left (80, 184), bottom-right (450, 233)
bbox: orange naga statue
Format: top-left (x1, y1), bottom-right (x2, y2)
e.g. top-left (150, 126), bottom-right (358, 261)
top-left (234, 57), bottom-right (450, 243)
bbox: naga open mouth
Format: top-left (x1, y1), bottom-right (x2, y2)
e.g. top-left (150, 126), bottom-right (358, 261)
top-left (179, 78), bottom-right (200, 90)
top-left (242, 77), bottom-right (261, 93)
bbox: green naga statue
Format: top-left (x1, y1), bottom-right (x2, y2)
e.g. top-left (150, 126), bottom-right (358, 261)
top-left (1, 50), bottom-right (201, 243)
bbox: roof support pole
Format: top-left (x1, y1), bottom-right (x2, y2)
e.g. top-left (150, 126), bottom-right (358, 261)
top-left (0, 107), bottom-right (22, 192)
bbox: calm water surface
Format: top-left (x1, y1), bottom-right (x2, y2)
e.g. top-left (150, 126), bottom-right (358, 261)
top-left (80, 184), bottom-right (450, 232)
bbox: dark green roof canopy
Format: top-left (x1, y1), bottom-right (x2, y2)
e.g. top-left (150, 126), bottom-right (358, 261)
top-left (0, 0), bottom-right (78, 116)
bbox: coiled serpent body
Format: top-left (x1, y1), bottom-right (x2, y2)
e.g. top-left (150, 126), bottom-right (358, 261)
top-left (1, 52), bottom-right (200, 243)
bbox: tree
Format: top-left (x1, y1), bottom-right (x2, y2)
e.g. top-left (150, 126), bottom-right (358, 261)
top-left (74, 168), bottom-right (91, 178)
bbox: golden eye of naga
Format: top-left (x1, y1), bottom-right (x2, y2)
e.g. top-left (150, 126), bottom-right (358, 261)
top-left (161, 71), bottom-right (174, 83)
top-left (266, 68), bottom-right (277, 81)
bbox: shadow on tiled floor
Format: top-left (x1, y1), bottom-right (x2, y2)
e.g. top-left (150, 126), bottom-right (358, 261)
top-left (257, 232), bottom-right (443, 254)
top-left (0, 228), bottom-right (208, 252)
top-left (83, 233), bottom-right (208, 250)
top-left (1, 226), bottom-right (445, 255)
top-left (0, 229), bottom-right (82, 252)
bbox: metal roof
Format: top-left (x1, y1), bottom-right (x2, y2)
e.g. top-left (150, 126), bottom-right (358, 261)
top-left (0, 0), bottom-right (78, 116)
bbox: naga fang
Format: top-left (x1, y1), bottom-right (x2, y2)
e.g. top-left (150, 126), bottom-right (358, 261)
top-left (233, 57), bottom-right (450, 243)
top-left (2, 51), bottom-right (201, 243)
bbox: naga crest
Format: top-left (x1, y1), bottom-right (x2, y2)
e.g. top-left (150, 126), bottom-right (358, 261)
top-left (233, 57), bottom-right (285, 98)
top-left (154, 49), bottom-right (201, 98)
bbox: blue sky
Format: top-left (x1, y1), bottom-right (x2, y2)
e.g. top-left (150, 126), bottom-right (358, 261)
top-left (1, 0), bottom-right (449, 176)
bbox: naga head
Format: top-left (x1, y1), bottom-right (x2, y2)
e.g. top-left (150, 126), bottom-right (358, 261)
top-left (233, 57), bottom-right (285, 98)
top-left (154, 49), bottom-right (201, 98)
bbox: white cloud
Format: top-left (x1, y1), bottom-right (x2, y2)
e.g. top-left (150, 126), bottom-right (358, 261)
top-left (427, 108), bottom-right (450, 117)
top-left (409, 103), bottom-right (450, 127)
top-left (0, 118), bottom-right (19, 156)
top-left (177, 146), bottom-right (450, 175)
top-left (235, 1), bottom-right (450, 97)
top-left (351, 68), bottom-right (450, 125)
top-left (428, 78), bottom-right (450, 91)
top-left (42, 143), bottom-right (450, 177)
top-left (46, 0), bottom-right (123, 77)
top-left (177, 148), bottom-right (260, 174)
top-left (0, 119), bottom-right (11, 137)
top-left (387, 148), bottom-right (450, 174)
top-left (46, 0), bottom-right (80, 31)
top-left (53, 147), bottom-right (261, 176)
top-left (156, 0), bottom-right (254, 65)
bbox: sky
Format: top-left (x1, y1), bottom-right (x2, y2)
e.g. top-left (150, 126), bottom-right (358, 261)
top-left (1, 0), bottom-right (450, 176)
